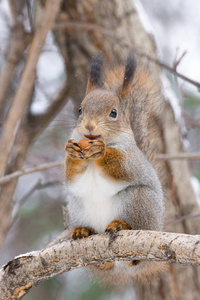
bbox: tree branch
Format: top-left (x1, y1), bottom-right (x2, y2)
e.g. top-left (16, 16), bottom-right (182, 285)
top-left (0, 161), bottom-right (63, 185)
top-left (165, 213), bottom-right (200, 226)
top-left (54, 20), bottom-right (200, 90)
top-left (156, 153), bottom-right (200, 160)
top-left (1, 150), bottom-right (200, 185)
top-left (0, 26), bottom-right (31, 116)
top-left (0, 0), bottom-right (62, 177)
top-left (10, 179), bottom-right (61, 228)
top-left (0, 230), bottom-right (200, 299)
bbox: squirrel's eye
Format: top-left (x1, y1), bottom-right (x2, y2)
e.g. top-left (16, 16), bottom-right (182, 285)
top-left (79, 107), bottom-right (82, 115)
top-left (109, 109), bottom-right (117, 118)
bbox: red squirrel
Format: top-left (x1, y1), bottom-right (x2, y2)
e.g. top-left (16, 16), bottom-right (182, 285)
top-left (64, 54), bottom-right (164, 284)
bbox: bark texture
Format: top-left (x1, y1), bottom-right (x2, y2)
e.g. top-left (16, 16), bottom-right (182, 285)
top-left (0, 230), bottom-right (200, 299)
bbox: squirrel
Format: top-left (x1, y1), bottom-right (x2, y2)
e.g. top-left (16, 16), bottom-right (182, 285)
top-left (64, 53), bottom-right (165, 285)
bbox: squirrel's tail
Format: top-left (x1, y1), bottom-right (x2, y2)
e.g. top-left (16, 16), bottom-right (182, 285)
top-left (89, 261), bottom-right (167, 288)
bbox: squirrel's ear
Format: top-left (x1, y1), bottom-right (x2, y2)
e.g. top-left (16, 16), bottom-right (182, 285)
top-left (86, 54), bottom-right (104, 94)
top-left (117, 53), bottom-right (137, 99)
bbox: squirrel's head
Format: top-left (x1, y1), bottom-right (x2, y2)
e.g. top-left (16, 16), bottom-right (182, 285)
top-left (74, 53), bottom-right (137, 142)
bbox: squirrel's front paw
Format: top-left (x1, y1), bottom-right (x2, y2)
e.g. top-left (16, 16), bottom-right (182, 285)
top-left (65, 139), bottom-right (84, 159)
top-left (105, 219), bottom-right (132, 235)
top-left (83, 138), bottom-right (106, 159)
top-left (71, 226), bottom-right (93, 240)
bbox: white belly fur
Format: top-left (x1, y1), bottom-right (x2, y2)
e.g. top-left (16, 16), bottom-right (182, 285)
top-left (67, 162), bottom-right (127, 233)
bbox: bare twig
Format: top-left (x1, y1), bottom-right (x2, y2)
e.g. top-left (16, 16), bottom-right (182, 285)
top-left (156, 153), bottom-right (200, 160)
top-left (11, 179), bottom-right (42, 225)
top-left (30, 82), bottom-right (70, 133)
top-left (1, 151), bottom-right (200, 185)
top-left (173, 50), bottom-right (187, 70)
top-left (165, 213), bottom-right (200, 226)
top-left (0, 230), bottom-right (200, 299)
top-left (0, 0), bottom-right (62, 177)
top-left (54, 20), bottom-right (200, 90)
top-left (11, 179), bottom-right (61, 227)
top-left (183, 110), bottom-right (200, 129)
top-left (0, 161), bottom-right (63, 185)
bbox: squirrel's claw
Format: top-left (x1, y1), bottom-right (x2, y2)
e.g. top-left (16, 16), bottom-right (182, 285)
top-left (65, 139), bottom-right (84, 159)
top-left (71, 226), bottom-right (93, 240)
top-left (105, 219), bottom-right (132, 234)
top-left (83, 139), bottom-right (106, 159)
top-left (105, 219), bottom-right (131, 246)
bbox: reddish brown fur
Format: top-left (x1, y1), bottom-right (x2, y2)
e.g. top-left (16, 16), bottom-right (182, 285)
top-left (104, 66), bottom-right (162, 167)
top-left (65, 58), bottom-right (165, 285)
top-left (71, 226), bottom-right (93, 239)
top-left (86, 80), bottom-right (93, 95)
top-left (94, 148), bottom-right (132, 182)
top-left (65, 155), bottom-right (88, 182)
top-left (105, 219), bottom-right (132, 233)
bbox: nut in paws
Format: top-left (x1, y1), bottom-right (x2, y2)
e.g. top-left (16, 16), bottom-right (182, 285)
top-left (83, 138), bottom-right (106, 159)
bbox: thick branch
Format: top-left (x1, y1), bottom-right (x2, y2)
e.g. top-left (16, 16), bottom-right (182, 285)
top-left (0, 26), bottom-right (31, 115)
top-left (0, 230), bottom-right (200, 299)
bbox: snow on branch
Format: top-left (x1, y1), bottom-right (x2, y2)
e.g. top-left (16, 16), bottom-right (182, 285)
top-left (0, 230), bottom-right (200, 299)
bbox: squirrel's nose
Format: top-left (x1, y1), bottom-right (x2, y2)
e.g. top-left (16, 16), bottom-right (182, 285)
top-left (85, 122), bottom-right (96, 132)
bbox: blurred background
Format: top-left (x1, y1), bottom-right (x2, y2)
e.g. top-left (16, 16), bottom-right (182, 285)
top-left (0, 0), bottom-right (199, 299)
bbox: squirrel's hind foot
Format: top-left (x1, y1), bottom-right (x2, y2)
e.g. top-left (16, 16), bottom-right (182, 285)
top-left (105, 219), bottom-right (131, 235)
top-left (71, 226), bottom-right (93, 240)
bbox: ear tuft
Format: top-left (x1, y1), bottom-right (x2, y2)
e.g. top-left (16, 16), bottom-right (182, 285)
top-left (123, 53), bottom-right (137, 88)
top-left (118, 53), bottom-right (137, 98)
top-left (86, 53), bottom-right (104, 94)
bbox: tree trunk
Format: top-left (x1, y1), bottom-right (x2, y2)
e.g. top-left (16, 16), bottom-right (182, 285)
top-left (56, 0), bottom-right (200, 299)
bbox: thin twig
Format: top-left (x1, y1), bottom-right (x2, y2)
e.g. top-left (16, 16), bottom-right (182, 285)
top-left (156, 153), bottom-right (200, 160)
top-left (165, 213), bottom-right (200, 226)
top-left (10, 179), bottom-right (61, 228)
top-left (11, 179), bottom-right (42, 226)
top-left (0, 161), bottom-right (63, 185)
top-left (1, 151), bottom-right (200, 185)
top-left (173, 50), bottom-right (187, 70)
top-left (54, 20), bottom-right (200, 90)
top-left (183, 110), bottom-right (200, 129)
